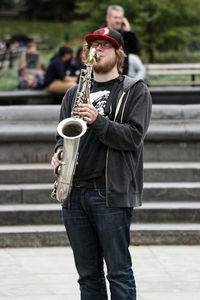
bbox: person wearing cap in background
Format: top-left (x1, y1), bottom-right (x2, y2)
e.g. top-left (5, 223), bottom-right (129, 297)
top-left (51, 27), bottom-right (152, 300)
top-left (97, 5), bottom-right (141, 75)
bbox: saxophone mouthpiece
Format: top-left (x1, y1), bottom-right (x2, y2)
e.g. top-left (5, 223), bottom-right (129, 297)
top-left (88, 48), bottom-right (100, 64)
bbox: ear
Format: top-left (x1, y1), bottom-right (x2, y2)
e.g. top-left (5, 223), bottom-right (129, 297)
top-left (106, 15), bottom-right (109, 23)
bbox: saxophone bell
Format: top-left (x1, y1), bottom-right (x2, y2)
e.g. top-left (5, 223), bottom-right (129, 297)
top-left (57, 117), bottom-right (87, 140)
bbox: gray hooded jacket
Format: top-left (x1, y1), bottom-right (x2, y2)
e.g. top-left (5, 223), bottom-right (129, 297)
top-left (55, 75), bottom-right (152, 208)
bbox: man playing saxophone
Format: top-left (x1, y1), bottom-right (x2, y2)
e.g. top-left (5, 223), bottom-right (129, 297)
top-left (51, 27), bottom-right (152, 300)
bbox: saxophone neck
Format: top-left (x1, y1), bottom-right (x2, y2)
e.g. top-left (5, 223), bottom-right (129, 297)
top-left (71, 48), bottom-right (99, 118)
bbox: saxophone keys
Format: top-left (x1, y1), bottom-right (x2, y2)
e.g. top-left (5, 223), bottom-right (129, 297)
top-left (51, 181), bottom-right (58, 199)
top-left (54, 164), bottom-right (61, 176)
top-left (57, 149), bottom-right (63, 160)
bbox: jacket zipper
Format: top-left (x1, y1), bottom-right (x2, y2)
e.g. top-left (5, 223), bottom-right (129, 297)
top-left (105, 148), bottom-right (109, 206)
top-left (105, 90), bottom-right (130, 206)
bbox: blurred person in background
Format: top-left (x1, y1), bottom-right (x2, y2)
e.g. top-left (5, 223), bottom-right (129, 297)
top-left (44, 46), bottom-right (76, 94)
top-left (18, 42), bottom-right (46, 90)
top-left (9, 34), bottom-right (32, 48)
top-left (98, 5), bottom-right (141, 75)
top-left (128, 53), bottom-right (146, 80)
top-left (0, 38), bottom-right (6, 50)
top-left (70, 47), bottom-right (85, 78)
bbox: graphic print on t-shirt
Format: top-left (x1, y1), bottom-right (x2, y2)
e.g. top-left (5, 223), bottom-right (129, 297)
top-left (90, 90), bottom-right (110, 115)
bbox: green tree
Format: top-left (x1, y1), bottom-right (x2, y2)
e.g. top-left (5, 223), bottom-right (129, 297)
top-left (0, 0), bottom-right (16, 9)
top-left (10, 0), bottom-right (77, 21)
top-left (134, 0), bottom-right (200, 61)
top-left (76, 0), bottom-right (200, 62)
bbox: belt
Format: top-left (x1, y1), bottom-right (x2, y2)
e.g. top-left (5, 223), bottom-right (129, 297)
top-left (73, 177), bottom-right (106, 189)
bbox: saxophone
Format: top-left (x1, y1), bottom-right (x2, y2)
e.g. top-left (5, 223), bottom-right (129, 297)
top-left (51, 48), bottom-right (99, 203)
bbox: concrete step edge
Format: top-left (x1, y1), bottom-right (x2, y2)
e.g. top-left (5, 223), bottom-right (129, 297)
top-left (1, 162), bottom-right (200, 171)
top-left (144, 162), bottom-right (200, 169)
top-left (1, 182), bottom-right (200, 190)
top-left (1, 162), bottom-right (200, 170)
top-left (144, 182), bottom-right (200, 188)
top-left (1, 202), bottom-right (200, 212)
top-left (0, 183), bottom-right (53, 190)
top-left (0, 163), bottom-right (52, 170)
top-left (0, 203), bottom-right (61, 211)
top-left (0, 223), bottom-right (200, 233)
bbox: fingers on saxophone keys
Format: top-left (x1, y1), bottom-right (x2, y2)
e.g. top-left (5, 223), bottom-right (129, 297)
top-left (79, 103), bottom-right (92, 112)
top-left (51, 154), bottom-right (62, 169)
top-left (51, 156), bottom-right (57, 168)
top-left (84, 117), bottom-right (92, 123)
top-left (79, 107), bottom-right (88, 114)
top-left (54, 164), bottom-right (61, 176)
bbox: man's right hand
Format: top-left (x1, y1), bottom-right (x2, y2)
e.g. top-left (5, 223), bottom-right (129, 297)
top-left (122, 17), bottom-right (131, 31)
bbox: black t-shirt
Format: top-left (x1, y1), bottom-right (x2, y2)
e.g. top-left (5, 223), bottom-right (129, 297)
top-left (74, 77), bottom-right (120, 180)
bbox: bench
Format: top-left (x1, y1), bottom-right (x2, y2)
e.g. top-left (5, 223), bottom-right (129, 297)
top-left (28, 33), bottom-right (43, 43)
top-left (0, 90), bottom-right (63, 105)
top-left (145, 63), bottom-right (200, 87)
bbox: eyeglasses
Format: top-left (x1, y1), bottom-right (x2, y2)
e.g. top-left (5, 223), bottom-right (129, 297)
top-left (91, 41), bottom-right (114, 49)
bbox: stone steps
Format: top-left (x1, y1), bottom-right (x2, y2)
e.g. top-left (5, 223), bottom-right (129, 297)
top-left (0, 202), bottom-right (199, 225)
top-left (1, 162), bottom-right (200, 183)
top-left (0, 183), bottom-right (54, 204)
top-left (0, 223), bottom-right (199, 247)
top-left (144, 162), bottom-right (200, 182)
top-left (143, 182), bottom-right (200, 201)
top-left (1, 141), bottom-right (200, 163)
top-left (1, 104), bottom-right (200, 163)
top-left (1, 182), bottom-right (200, 204)
top-left (0, 103), bottom-right (199, 246)
top-left (0, 163), bottom-right (54, 184)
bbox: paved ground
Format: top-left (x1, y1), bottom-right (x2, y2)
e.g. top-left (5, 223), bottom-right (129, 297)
top-left (0, 245), bottom-right (199, 300)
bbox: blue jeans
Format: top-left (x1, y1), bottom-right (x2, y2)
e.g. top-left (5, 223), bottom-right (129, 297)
top-left (62, 187), bottom-right (136, 300)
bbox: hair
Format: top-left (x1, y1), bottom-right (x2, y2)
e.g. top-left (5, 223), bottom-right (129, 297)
top-left (58, 46), bottom-right (73, 57)
top-left (76, 47), bottom-right (83, 59)
top-left (115, 48), bottom-right (126, 74)
top-left (107, 5), bottom-right (124, 16)
top-left (82, 43), bottom-right (126, 74)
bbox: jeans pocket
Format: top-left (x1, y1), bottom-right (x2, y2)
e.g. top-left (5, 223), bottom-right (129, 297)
top-left (97, 188), bottom-right (106, 199)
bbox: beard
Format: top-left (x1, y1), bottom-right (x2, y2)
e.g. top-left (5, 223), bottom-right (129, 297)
top-left (93, 56), bottom-right (117, 74)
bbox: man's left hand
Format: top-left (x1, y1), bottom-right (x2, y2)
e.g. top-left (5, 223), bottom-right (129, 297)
top-left (79, 102), bottom-right (98, 124)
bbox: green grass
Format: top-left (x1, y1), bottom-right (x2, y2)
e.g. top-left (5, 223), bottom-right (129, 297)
top-left (0, 67), bottom-right (18, 91)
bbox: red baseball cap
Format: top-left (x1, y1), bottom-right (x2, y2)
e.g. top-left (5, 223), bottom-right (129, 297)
top-left (85, 27), bottom-right (124, 49)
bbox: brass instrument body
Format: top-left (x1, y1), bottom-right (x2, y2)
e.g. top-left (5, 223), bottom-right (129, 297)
top-left (52, 48), bottom-right (99, 203)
